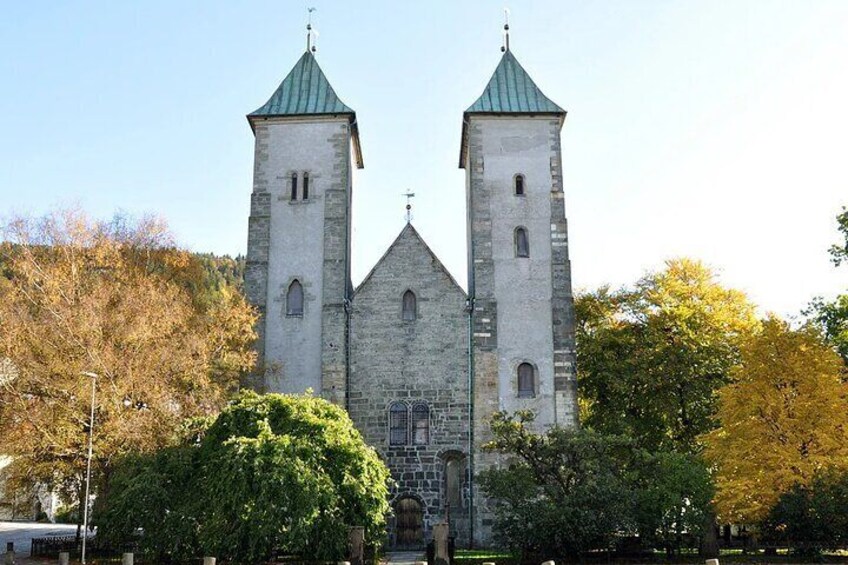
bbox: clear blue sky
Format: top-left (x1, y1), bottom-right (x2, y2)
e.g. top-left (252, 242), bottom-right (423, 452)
top-left (1, 1), bottom-right (846, 317)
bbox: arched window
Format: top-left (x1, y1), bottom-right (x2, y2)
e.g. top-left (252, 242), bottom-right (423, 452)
top-left (286, 280), bottom-right (304, 316)
top-left (302, 172), bottom-right (309, 200)
top-left (514, 174), bottom-right (525, 196)
top-left (515, 227), bottom-right (529, 258)
top-left (290, 173), bottom-right (298, 200)
top-left (402, 290), bottom-right (417, 321)
top-left (445, 455), bottom-right (466, 511)
top-left (389, 402), bottom-right (408, 445)
top-left (517, 362), bottom-right (535, 398)
top-left (412, 403), bottom-right (429, 445)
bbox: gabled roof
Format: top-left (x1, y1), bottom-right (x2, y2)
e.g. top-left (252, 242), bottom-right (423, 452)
top-left (466, 50), bottom-right (565, 115)
top-left (459, 49), bottom-right (566, 168)
top-left (354, 223), bottom-right (466, 297)
top-left (248, 50), bottom-right (363, 168)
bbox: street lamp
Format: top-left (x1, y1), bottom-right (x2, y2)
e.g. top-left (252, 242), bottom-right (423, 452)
top-left (80, 371), bottom-right (98, 565)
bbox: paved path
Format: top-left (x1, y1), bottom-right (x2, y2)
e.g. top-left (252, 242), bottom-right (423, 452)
top-left (385, 551), bottom-right (425, 565)
top-left (0, 521), bottom-right (77, 556)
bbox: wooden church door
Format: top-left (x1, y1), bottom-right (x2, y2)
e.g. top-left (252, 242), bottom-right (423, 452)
top-left (395, 497), bottom-right (424, 548)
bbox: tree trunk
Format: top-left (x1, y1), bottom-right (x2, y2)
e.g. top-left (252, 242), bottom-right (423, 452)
top-left (701, 509), bottom-right (719, 558)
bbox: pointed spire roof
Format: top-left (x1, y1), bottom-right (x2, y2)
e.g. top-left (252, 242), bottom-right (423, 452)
top-left (250, 50), bottom-right (355, 117)
top-left (465, 50), bottom-right (565, 115)
top-left (460, 49), bottom-right (566, 168)
top-left (248, 50), bottom-right (363, 168)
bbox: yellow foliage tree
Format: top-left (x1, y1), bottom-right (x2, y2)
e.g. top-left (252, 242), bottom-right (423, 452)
top-left (0, 209), bottom-right (257, 505)
top-left (702, 317), bottom-right (848, 523)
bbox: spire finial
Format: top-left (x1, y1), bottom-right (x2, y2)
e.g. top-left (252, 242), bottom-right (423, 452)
top-left (501, 7), bottom-right (510, 52)
top-left (403, 191), bottom-right (415, 224)
top-left (306, 7), bottom-right (317, 53)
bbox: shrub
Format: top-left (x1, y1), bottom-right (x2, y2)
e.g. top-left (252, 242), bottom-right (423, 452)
top-left (479, 411), bottom-right (713, 559)
top-left (760, 470), bottom-right (848, 554)
top-left (97, 391), bottom-right (391, 564)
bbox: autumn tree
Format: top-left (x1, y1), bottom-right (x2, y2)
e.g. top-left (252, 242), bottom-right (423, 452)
top-left (702, 317), bottom-right (848, 524)
top-left (0, 209), bottom-right (256, 511)
top-left (576, 258), bottom-right (759, 453)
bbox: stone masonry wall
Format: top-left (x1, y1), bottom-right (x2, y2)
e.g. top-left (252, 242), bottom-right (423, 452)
top-left (464, 115), bottom-right (579, 545)
top-left (349, 224), bottom-right (471, 547)
top-left (245, 116), bottom-right (352, 397)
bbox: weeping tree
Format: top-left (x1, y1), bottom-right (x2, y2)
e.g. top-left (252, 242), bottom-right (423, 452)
top-left (97, 392), bottom-right (392, 564)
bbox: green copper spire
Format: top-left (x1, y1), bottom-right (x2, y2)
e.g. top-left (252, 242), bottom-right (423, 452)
top-left (248, 49), bottom-right (363, 168)
top-left (249, 50), bottom-right (355, 117)
top-left (465, 50), bottom-right (564, 115)
top-left (460, 48), bottom-right (566, 168)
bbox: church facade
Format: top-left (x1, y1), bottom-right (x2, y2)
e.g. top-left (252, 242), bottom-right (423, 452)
top-left (244, 39), bottom-right (578, 548)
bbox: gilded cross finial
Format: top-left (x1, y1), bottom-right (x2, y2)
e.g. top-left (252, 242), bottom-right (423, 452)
top-left (403, 191), bottom-right (416, 223)
top-left (307, 7), bottom-right (317, 53)
top-left (501, 8), bottom-right (510, 52)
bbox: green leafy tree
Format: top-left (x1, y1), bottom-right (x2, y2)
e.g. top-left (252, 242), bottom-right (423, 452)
top-left (97, 392), bottom-right (391, 564)
top-left (806, 207), bottom-right (848, 363)
top-left (479, 412), bottom-right (713, 558)
top-left (760, 470), bottom-right (848, 554)
top-left (631, 451), bottom-right (714, 553)
top-left (576, 258), bottom-right (759, 453)
top-left (828, 206), bottom-right (848, 267)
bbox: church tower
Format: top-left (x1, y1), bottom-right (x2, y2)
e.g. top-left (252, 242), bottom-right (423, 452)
top-left (245, 46), bottom-right (362, 400)
top-left (461, 42), bottom-right (579, 542)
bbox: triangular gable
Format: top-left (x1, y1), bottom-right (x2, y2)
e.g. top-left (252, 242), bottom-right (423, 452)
top-left (354, 223), bottom-right (466, 297)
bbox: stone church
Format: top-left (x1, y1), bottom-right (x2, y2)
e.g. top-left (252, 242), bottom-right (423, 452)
top-left (243, 33), bottom-right (578, 548)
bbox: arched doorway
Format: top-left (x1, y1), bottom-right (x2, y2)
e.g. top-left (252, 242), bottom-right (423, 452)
top-left (395, 496), bottom-right (424, 549)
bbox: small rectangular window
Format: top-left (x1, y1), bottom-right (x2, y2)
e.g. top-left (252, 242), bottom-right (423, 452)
top-left (291, 173), bottom-right (298, 201)
top-left (302, 172), bottom-right (309, 200)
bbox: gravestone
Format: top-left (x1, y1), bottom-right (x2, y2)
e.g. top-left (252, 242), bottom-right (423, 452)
top-left (59, 552), bottom-right (69, 565)
top-left (348, 526), bottom-right (365, 565)
top-left (123, 552), bottom-right (134, 565)
top-left (433, 523), bottom-right (449, 565)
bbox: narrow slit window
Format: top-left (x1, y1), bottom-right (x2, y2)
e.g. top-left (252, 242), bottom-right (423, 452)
top-left (518, 363), bottom-right (535, 398)
top-left (515, 174), bottom-right (525, 196)
top-left (412, 403), bottom-right (430, 445)
top-left (515, 228), bottom-right (530, 258)
top-left (286, 280), bottom-right (304, 316)
top-left (302, 172), bottom-right (309, 200)
top-left (445, 456), bottom-right (465, 510)
top-left (389, 402), bottom-right (408, 446)
top-left (291, 173), bottom-right (298, 201)
top-left (402, 290), bottom-right (417, 321)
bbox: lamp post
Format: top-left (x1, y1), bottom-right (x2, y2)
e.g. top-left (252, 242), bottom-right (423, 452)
top-left (80, 371), bottom-right (98, 565)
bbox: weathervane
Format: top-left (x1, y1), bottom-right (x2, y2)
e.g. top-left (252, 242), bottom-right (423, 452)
top-left (307, 7), bottom-right (317, 53)
top-left (501, 8), bottom-right (510, 52)
top-left (403, 191), bottom-right (415, 223)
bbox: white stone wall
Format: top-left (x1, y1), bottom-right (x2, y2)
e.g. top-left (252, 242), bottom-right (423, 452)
top-left (256, 117), bottom-right (350, 394)
top-left (476, 116), bottom-right (558, 426)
